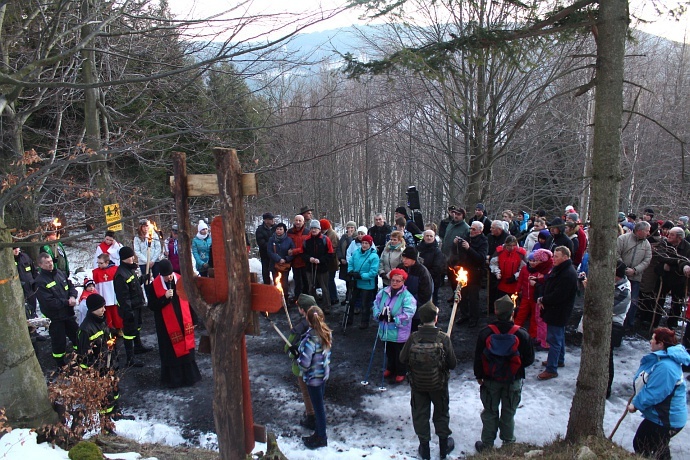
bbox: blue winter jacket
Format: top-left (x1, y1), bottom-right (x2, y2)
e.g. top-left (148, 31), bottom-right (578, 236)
top-left (632, 344), bottom-right (690, 429)
top-left (372, 285), bottom-right (416, 343)
top-left (348, 247), bottom-right (380, 290)
top-left (267, 234), bottom-right (295, 271)
top-left (298, 328), bottom-right (331, 387)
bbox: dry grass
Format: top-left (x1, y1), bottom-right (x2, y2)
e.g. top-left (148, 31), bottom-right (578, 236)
top-left (466, 435), bottom-right (639, 459)
top-left (92, 434), bottom-right (220, 460)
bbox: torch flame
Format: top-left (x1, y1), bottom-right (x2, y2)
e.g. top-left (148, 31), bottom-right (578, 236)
top-left (275, 272), bottom-right (284, 294)
top-left (147, 220), bottom-right (158, 242)
top-left (52, 218), bottom-right (61, 228)
top-left (107, 337), bottom-right (117, 350)
top-left (452, 266), bottom-right (468, 288)
top-left (511, 293), bottom-right (518, 308)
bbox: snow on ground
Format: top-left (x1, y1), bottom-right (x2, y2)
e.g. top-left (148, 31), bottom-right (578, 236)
top-left (7, 240), bottom-right (690, 459)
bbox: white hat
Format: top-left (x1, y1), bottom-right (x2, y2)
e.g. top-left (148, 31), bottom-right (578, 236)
top-left (357, 226), bottom-right (368, 234)
top-left (198, 220), bottom-right (208, 231)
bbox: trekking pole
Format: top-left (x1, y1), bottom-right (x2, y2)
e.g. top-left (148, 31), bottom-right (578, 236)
top-left (341, 301), bottom-right (350, 333)
top-left (361, 322), bottom-right (381, 385)
top-left (608, 393), bottom-right (635, 440)
top-left (649, 278), bottom-right (664, 335)
top-left (379, 321), bottom-right (388, 391)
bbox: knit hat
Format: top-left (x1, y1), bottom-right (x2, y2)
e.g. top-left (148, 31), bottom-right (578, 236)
top-left (680, 216), bottom-right (689, 225)
top-left (361, 235), bottom-right (374, 245)
top-left (198, 220), bottom-right (209, 231)
top-left (565, 205), bottom-right (576, 214)
top-left (346, 221), bottom-right (357, 228)
top-left (357, 226), bottom-right (368, 235)
top-left (526, 251), bottom-right (535, 262)
top-left (567, 212), bottom-right (580, 223)
top-left (476, 203), bottom-right (486, 212)
top-left (533, 248), bottom-right (553, 262)
top-left (309, 220), bottom-right (321, 229)
top-left (119, 246), bottom-right (135, 260)
top-left (297, 294), bottom-right (317, 310)
top-left (84, 278), bottom-right (96, 288)
top-left (494, 295), bottom-right (514, 320)
top-left (389, 268), bottom-right (408, 281)
top-left (617, 212), bottom-right (626, 222)
top-left (159, 259), bottom-right (174, 276)
top-left (662, 220), bottom-right (674, 230)
top-left (418, 301), bottom-right (439, 324)
top-left (538, 229), bottom-right (551, 240)
top-left (319, 219), bottom-right (331, 230)
top-left (644, 208), bottom-right (654, 216)
top-left (86, 294), bottom-right (106, 311)
top-left (395, 206), bottom-right (408, 218)
top-left (171, 224), bottom-right (179, 232)
top-left (262, 212), bottom-right (274, 220)
top-left (401, 246), bottom-right (418, 260)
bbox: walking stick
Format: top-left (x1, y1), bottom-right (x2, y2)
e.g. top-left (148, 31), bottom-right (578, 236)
top-left (145, 226), bottom-right (153, 279)
top-left (274, 272), bottom-right (293, 330)
top-left (262, 312), bottom-right (292, 346)
top-left (608, 393), bottom-right (635, 440)
top-left (649, 278), bottom-right (664, 335)
top-left (447, 267), bottom-right (468, 336)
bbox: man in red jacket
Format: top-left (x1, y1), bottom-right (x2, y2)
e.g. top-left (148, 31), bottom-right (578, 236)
top-left (288, 214), bottom-right (310, 304)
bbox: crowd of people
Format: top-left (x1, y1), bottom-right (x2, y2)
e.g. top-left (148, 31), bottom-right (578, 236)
top-left (264, 203), bottom-right (690, 458)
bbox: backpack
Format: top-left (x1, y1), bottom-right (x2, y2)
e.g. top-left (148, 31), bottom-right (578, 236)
top-left (407, 334), bottom-right (447, 391)
top-left (481, 324), bottom-right (521, 382)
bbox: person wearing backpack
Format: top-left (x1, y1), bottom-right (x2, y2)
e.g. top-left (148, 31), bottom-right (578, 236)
top-left (473, 295), bottom-right (534, 453)
top-left (399, 302), bottom-right (457, 460)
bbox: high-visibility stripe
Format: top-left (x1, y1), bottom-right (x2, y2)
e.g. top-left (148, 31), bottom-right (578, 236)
top-left (46, 281), bottom-right (56, 288)
top-left (80, 364), bottom-right (89, 369)
top-left (122, 334), bottom-right (136, 340)
top-left (99, 406), bottom-right (115, 415)
top-left (53, 352), bottom-right (65, 358)
top-left (126, 275), bottom-right (135, 284)
top-left (64, 285), bottom-right (69, 291)
top-left (25, 266), bottom-right (31, 271)
top-left (89, 331), bottom-right (104, 341)
top-left (113, 394), bottom-right (120, 400)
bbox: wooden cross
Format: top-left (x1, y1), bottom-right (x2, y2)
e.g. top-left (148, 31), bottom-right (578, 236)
top-left (171, 148), bottom-right (283, 459)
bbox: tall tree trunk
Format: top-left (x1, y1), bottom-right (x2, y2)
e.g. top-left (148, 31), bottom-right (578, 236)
top-left (566, 0), bottom-right (628, 441)
top-left (0, 217), bottom-right (58, 427)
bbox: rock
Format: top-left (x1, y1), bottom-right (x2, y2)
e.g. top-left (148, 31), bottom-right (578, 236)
top-left (576, 446), bottom-right (597, 460)
top-left (524, 450), bottom-right (544, 458)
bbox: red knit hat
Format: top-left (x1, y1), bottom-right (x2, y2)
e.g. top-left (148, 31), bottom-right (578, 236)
top-left (319, 219), bottom-right (331, 230)
top-left (389, 268), bottom-right (408, 281)
top-left (361, 235), bottom-right (374, 245)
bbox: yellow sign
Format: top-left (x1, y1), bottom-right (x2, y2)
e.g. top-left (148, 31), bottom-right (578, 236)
top-left (104, 203), bottom-right (123, 232)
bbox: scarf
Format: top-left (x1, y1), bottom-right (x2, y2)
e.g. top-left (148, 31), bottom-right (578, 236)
top-left (153, 273), bottom-right (195, 358)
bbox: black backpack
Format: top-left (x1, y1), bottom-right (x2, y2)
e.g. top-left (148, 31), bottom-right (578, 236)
top-left (407, 333), bottom-right (447, 391)
top-left (481, 324), bottom-right (521, 382)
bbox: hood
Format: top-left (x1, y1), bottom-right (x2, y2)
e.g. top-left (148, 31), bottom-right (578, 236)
top-left (659, 344), bottom-right (690, 366)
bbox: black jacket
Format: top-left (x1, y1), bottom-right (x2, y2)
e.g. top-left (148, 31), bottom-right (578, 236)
top-left (404, 262), bottom-right (433, 305)
top-left (35, 268), bottom-right (77, 321)
top-left (549, 232), bottom-right (574, 255)
top-left (255, 223), bottom-right (276, 259)
top-left (456, 233), bottom-right (488, 286)
top-left (417, 240), bottom-right (446, 282)
top-left (15, 251), bottom-right (37, 300)
top-left (369, 224), bottom-right (392, 255)
top-left (302, 232), bottom-right (334, 274)
top-left (656, 238), bottom-right (690, 287)
top-left (541, 259), bottom-right (578, 327)
top-left (487, 231), bottom-right (508, 258)
top-left (474, 320), bottom-right (535, 380)
top-left (77, 313), bottom-right (111, 369)
top-left (114, 262), bottom-right (146, 321)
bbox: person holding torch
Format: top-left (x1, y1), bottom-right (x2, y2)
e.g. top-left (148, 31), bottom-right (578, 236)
top-left (453, 221), bottom-right (488, 328)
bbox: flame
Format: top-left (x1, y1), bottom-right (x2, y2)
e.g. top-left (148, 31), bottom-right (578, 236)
top-left (275, 272), bottom-right (284, 294)
top-left (52, 218), bottom-right (61, 228)
top-left (107, 337), bottom-right (117, 349)
top-left (451, 266), bottom-right (468, 288)
top-left (511, 293), bottom-right (518, 308)
top-left (147, 220), bottom-right (158, 242)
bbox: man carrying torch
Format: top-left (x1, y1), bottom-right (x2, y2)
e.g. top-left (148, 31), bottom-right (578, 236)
top-left (451, 221), bottom-right (488, 328)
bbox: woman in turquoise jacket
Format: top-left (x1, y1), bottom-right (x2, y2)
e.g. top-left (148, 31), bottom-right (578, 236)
top-left (348, 235), bottom-right (380, 329)
top-left (628, 327), bottom-right (690, 459)
top-left (372, 268), bottom-right (417, 383)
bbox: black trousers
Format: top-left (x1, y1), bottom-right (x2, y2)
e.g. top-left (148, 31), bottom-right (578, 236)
top-left (633, 418), bottom-right (681, 460)
top-left (260, 256), bottom-right (272, 285)
top-left (49, 318), bottom-right (79, 364)
top-left (657, 280), bottom-right (685, 328)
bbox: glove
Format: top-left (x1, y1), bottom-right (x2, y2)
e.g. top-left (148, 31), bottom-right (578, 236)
top-left (378, 307), bottom-right (391, 322)
top-left (140, 272), bottom-right (151, 285)
top-left (351, 272), bottom-right (362, 280)
top-left (288, 344), bottom-right (299, 359)
top-left (506, 274), bottom-right (518, 284)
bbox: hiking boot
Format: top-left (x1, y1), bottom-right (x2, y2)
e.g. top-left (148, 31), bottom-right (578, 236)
top-left (418, 440), bottom-right (430, 460)
top-left (302, 433), bottom-right (327, 449)
top-left (439, 436), bottom-right (455, 459)
top-left (537, 371), bottom-right (558, 380)
top-left (541, 360), bottom-right (564, 368)
top-left (475, 440), bottom-right (491, 452)
top-left (299, 414), bottom-right (316, 431)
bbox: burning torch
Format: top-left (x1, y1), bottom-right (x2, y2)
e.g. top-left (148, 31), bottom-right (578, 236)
top-left (106, 336), bottom-right (117, 368)
top-left (274, 272), bottom-right (293, 330)
top-left (446, 267), bottom-right (468, 336)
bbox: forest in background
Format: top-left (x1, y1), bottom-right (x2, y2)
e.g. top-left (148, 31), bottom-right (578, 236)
top-left (1, 0), bottom-right (688, 243)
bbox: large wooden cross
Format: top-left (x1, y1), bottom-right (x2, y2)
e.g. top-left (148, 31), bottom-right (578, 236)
top-left (171, 148), bottom-right (283, 459)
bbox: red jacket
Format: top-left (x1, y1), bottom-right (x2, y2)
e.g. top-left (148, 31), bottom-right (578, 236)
top-left (287, 225), bottom-right (309, 269)
top-left (494, 245), bottom-right (526, 294)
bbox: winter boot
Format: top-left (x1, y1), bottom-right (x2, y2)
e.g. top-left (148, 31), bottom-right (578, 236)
top-left (418, 440), bottom-right (430, 460)
top-left (439, 436), bottom-right (455, 459)
top-left (299, 414), bottom-right (316, 431)
top-left (124, 340), bottom-right (144, 367)
top-left (133, 336), bottom-right (153, 354)
top-left (302, 433), bottom-right (327, 449)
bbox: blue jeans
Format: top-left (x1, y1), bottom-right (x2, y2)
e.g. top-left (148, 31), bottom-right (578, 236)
top-left (307, 383), bottom-right (327, 439)
top-left (546, 325), bottom-right (565, 373)
top-left (624, 280), bottom-right (640, 328)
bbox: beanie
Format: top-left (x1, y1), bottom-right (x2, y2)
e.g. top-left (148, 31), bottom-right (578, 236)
top-left (418, 301), bottom-right (438, 324)
top-left (86, 294), bottom-right (106, 311)
top-left (538, 229), bottom-right (551, 240)
top-left (532, 248), bottom-right (553, 263)
top-left (119, 246), bottom-right (135, 260)
top-left (198, 219), bottom-right (209, 231)
top-left (680, 216), bottom-right (689, 225)
top-left (495, 295), bottom-right (514, 321)
top-left (662, 220), bottom-right (674, 230)
top-left (617, 212), bottom-right (626, 222)
top-left (389, 268), bottom-right (408, 281)
top-left (159, 259), bottom-right (174, 276)
top-left (476, 203), bottom-right (486, 212)
top-left (297, 294), bottom-right (317, 310)
top-left (346, 221), bottom-right (357, 228)
top-left (401, 246), bottom-right (418, 260)
top-left (309, 220), bottom-right (321, 230)
top-left (357, 226), bottom-right (368, 235)
top-left (84, 278), bottom-right (96, 288)
top-left (361, 235), bottom-right (374, 245)
top-left (319, 219), bottom-right (331, 230)
top-left (567, 212), bottom-right (580, 223)
top-left (395, 206), bottom-right (408, 217)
